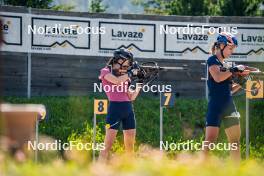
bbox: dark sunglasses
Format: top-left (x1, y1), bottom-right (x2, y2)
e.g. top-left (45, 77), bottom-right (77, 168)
top-left (115, 61), bottom-right (130, 69)
top-left (121, 65), bottom-right (130, 69)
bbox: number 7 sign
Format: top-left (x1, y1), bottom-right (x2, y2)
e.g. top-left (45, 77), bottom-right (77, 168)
top-left (160, 92), bottom-right (175, 107)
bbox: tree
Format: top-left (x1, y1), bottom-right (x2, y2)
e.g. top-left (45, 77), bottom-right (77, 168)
top-left (132, 0), bottom-right (223, 15)
top-left (222, 0), bottom-right (263, 16)
top-left (89, 0), bottom-right (107, 13)
top-left (4, 0), bottom-right (53, 9)
top-left (164, 0), bottom-right (223, 16)
top-left (52, 4), bottom-right (75, 12)
top-left (132, 0), bottom-right (263, 16)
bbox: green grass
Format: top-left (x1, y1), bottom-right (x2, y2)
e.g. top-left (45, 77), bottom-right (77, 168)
top-left (2, 94), bottom-right (264, 160)
top-left (1, 95), bottom-right (264, 175)
top-left (1, 151), bottom-right (264, 176)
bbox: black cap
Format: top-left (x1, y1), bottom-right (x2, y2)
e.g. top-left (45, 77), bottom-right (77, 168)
top-left (113, 49), bottom-right (133, 63)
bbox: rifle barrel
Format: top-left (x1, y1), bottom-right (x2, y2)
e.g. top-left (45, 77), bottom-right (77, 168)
top-left (250, 71), bottom-right (264, 74)
top-left (160, 66), bottom-right (187, 70)
top-left (141, 66), bottom-right (187, 70)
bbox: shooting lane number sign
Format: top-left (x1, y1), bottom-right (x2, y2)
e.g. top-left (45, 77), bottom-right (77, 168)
top-left (159, 92), bottom-right (175, 143)
top-left (160, 92), bottom-right (175, 107)
top-left (93, 99), bottom-right (107, 161)
top-left (94, 99), bottom-right (108, 114)
top-left (246, 80), bottom-right (264, 99)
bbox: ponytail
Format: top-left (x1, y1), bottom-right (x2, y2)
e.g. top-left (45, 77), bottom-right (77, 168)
top-left (106, 57), bottom-right (114, 67)
top-left (210, 42), bottom-right (218, 55)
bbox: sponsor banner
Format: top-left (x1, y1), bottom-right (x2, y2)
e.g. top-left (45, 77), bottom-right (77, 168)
top-left (30, 17), bottom-right (91, 55)
top-left (99, 22), bottom-right (155, 52)
top-left (0, 14), bottom-right (26, 52)
top-left (0, 12), bottom-right (263, 62)
top-left (162, 23), bottom-right (264, 61)
top-left (235, 27), bottom-right (264, 62)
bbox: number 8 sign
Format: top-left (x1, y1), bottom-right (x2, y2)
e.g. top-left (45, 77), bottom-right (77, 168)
top-left (94, 99), bottom-right (108, 114)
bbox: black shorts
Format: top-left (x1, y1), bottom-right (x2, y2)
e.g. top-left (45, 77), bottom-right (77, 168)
top-left (206, 99), bottom-right (240, 128)
top-left (106, 101), bottom-right (136, 130)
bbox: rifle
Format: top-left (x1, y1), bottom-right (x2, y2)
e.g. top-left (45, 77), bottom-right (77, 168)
top-left (130, 61), bottom-right (188, 85)
top-left (231, 64), bottom-right (264, 93)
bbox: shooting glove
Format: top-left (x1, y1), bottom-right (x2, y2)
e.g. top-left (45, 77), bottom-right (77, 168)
top-left (229, 65), bottom-right (245, 73)
top-left (127, 68), bottom-right (139, 78)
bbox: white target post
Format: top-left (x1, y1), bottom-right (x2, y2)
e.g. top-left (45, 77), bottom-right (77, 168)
top-left (93, 99), bottom-right (108, 161)
top-left (160, 92), bottom-right (175, 144)
top-left (245, 80), bottom-right (263, 159)
top-left (201, 62), bottom-right (209, 101)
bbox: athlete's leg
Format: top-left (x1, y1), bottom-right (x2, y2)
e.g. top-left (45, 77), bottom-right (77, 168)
top-left (225, 124), bottom-right (241, 162)
top-left (223, 101), bottom-right (241, 161)
top-left (204, 102), bottom-right (221, 158)
top-left (203, 126), bottom-right (220, 157)
top-left (99, 102), bottom-right (121, 160)
top-left (123, 129), bottom-right (136, 154)
top-left (121, 103), bottom-right (136, 155)
top-left (99, 128), bottom-right (118, 161)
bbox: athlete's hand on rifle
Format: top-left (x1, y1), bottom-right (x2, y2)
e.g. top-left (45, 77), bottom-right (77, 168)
top-left (229, 63), bottom-right (263, 93)
top-left (236, 70), bottom-right (250, 76)
top-left (229, 64), bottom-right (251, 77)
top-left (229, 65), bottom-right (246, 73)
top-left (127, 62), bottom-right (144, 80)
top-left (131, 61), bottom-right (140, 70)
top-left (226, 64), bottom-right (263, 75)
top-left (127, 67), bottom-right (140, 78)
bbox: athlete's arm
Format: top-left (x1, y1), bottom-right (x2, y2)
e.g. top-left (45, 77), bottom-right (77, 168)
top-left (231, 83), bottom-right (242, 95)
top-left (231, 70), bottom-right (250, 95)
top-left (127, 83), bottom-right (142, 101)
top-left (104, 73), bottom-right (129, 85)
top-left (209, 65), bottom-right (233, 83)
